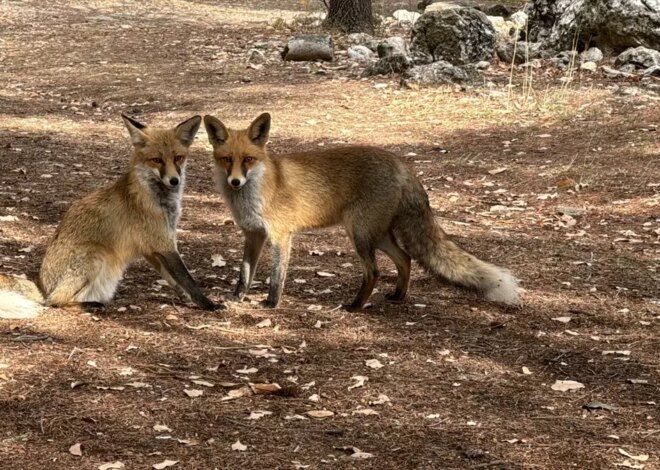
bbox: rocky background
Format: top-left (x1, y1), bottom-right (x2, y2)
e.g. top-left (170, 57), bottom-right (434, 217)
top-left (267, 0), bottom-right (660, 90)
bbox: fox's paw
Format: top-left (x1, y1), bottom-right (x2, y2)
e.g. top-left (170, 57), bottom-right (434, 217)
top-left (81, 302), bottom-right (107, 313)
top-left (342, 303), bottom-right (363, 313)
top-left (196, 297), bottom-right (222, 311)
top-left (385, 292), bottom-right (406, 303)
top-left (260, 299), bottom-right (278, 309)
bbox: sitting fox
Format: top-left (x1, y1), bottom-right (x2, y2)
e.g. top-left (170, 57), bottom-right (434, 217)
top-left (0, 115), bottom-right (219, 319)
top-left (203, 113), bottom-right (520, 311)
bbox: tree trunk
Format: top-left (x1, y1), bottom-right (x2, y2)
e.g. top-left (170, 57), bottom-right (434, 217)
top-left (326, 0), bottom-right (373, 34)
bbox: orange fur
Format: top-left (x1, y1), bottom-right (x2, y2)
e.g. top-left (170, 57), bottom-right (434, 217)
top-left (204, 113), bottom-right (520, 310)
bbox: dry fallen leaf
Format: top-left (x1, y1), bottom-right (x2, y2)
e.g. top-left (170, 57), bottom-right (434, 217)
top-left (231, 439), bottom-right (247, 451)
top-left (352, 408), bottom-right (379, 416)
top-left (211, 254), bottom-right (226, 267)
top-left (153, 460), bottom-right (179, 470)
top-left (488, 167), bottom-right (508, 175)
top-left (348, 375), bottom-right (368, 390)
top-left (236, 367), bottom-right (258, 374)
top-left (369, 394), bottom-right (391, 406)
top-left (522, 367), bottom-right (532, 375)
top-left (250, 383), bottom-right (281, 394)
top-left (306, 410), bottom-right (334, 419)
top-left (192, 380), bottom-right (215, 387)
top-left (316, 271), bottom-right (335, 277)
top-left (184, 389), bottom-right (203, 398)
top-left (618, 449), bottom-right (649, 462)
top-left (99, 462), bottom-right (125, 470)
top-left (256, 318), bottom-right (272, 328)
top-left (365, 359), bottom-right (384, 369)
top-left (153, 424), bottom-right (172, 433)
top-left (337, 446), bottom-right (374, 459)
top-left (551, 380), bottom-right (585, 392)
top-left (247, 410), bottom-right (273, 420)
top-left (222, 386), bottom-right (253, 401)
top-left (68, 443), bottom-right (83, 456)
top-left (602, 350), bottom-right (631, 356)
top-left (552, 316), bottom-right (572, 324)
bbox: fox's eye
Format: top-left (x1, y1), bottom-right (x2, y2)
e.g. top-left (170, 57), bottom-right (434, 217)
top-left (151, 158), bottom-right (164, 165)
top-left (174, 155), bottom-right (185, 164)
top-left (221, 157), bottom-right (232, 163)
top-left (244, 157), bottom-right (253, 163)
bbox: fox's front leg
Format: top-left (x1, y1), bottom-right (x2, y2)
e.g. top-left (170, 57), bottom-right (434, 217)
top-left (145, 254), bottom-right (192, 303)
top-left (263, 234), bottom-right (292, 308)
top-left (234, 230), bottom-right (267, 301)
top-left (147, 251), bottom-right (223, 311)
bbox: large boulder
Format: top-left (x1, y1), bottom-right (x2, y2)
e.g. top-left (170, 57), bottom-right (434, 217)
top-left (377, 37), bottom-right (409, 58)
top-left (615, 46), bottom-right (660, 68)
top-left (362, 55), bottom-right (413, 76)
top-left (496, 41), bottom-right (545, 63)
top-left (527, 0), bottom-right (660, 52)
top-left (411, 8), bottom-right (496, 64)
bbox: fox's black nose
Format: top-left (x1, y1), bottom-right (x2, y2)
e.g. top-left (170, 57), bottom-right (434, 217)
top-left (230, 178), bottom-right (241, 187)
top-left (169, 177), bottom-right (179, 187)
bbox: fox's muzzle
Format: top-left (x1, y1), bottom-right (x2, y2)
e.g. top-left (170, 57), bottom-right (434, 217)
top-left (160, 162), bottom-right (182, 189)
top-left (228, 176), bottom-right (246, 190)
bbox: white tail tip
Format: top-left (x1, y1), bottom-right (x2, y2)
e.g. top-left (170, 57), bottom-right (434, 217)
top-left (484, 269), bottom-right (520, 305)
top-left (0, 292), bottom-right (43, 319)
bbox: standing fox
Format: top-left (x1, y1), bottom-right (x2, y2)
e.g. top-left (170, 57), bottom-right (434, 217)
top-left (0, 114), bottom-right (219, 319)
top-left (204, 113), bottom-right (519, 311)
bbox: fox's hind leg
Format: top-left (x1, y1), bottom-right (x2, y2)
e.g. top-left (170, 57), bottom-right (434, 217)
top-left (343, 226), bottom-right (380, 312)
top-left (47, 254), bottom-right (121, 308)
top-left (378, 232), bottom-right (411, 302)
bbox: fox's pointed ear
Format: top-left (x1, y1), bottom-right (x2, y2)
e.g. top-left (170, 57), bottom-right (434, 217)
top-left (248, 113), bottom-right (271, 146)
top-left (175, 115), bottom-right (202, 147)
top-left (204, 115), bottom-right (230, 146)
top-left (121, 114), bottom-right (148, 148)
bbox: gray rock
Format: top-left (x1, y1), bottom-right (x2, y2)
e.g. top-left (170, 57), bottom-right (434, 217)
top-left (602, 65), bottom-right (635, 78)
top-left (411, 8), bottom-right (496, 65)
top-left (377, 37), bottom-right (409, 58)
top-left (362, 55), bottom-right (413, 76)
top-left (510, 11), bottom-right (528, 30)
top-left (348, 45), bottom-right (375, 61)
top-left (618, 63), bottom-right (638, 73)
top-left (643, 65), bottom-right (660, 76)
top-left (485, 4), bottom-right (512, 17)
top-left (488, 16), bottom-right (521, 43)
top-left (552, 50), bottom-right (579, 68)
top-left (403, 60), bottom-right (474, 84)
top-left (425, 1), bottom-right (464, 12)
top-left (615, 46), bottom-right (660, 68)
top-left (282, 35), bottom-right (333, 62)
top-left (393, 9), bottom-right (422, 25)
top-left (347, 33), bottom-right (378, 52)
top-left (527, 0), bottom-right (660, 52)
top-left (475, 60), bottom-right (491, 69)
top-left (248, 49), bottom-right (267, 64)
top-left (581, 47), bottom-right (604, 63)
top-left (496, 41), bottom-right (544, 64)
top-left (580, 60), bottom-right (598, 71)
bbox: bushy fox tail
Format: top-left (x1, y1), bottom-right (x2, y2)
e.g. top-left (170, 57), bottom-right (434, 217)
top-left (393, 181), bottom-right (520, 305)
top-left (0, 274), bottom-right (44, 319)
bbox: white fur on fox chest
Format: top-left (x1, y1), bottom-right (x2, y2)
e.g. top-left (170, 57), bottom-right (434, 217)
top-left (215, 166), bottom-right (267, 232)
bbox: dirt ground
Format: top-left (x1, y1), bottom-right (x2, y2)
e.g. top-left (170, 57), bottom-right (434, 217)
top-left (1, 1), bottom-right (659, 469)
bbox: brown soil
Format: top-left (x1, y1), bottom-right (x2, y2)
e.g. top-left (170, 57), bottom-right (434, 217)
top-left (1, 1), bottom-right (658, 469)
